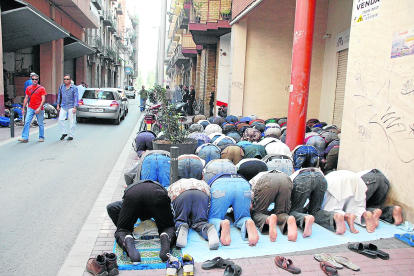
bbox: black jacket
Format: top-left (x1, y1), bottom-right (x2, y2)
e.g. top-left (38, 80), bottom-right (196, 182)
top-left (209, 91), bottom-right (215, 105)
top-left (189, 89), bottom-right (195, 103)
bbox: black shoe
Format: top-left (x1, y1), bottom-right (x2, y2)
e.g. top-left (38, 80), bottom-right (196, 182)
top-left (67, 136), bottom-right (73, 140)
top-left (60, 134), bottom-right (67, 140)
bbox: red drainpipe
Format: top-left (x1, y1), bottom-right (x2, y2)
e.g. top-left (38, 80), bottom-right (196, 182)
top-left (286, 0), bottom-right (317, 150)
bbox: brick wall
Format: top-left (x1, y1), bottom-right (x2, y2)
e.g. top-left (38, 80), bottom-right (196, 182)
top-left (195, 53), bottom-right (202, 94)
top-left (232, 0), bottom-right (256, 19)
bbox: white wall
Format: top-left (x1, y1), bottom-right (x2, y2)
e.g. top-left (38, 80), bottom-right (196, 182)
top-left (216, 33), bottom-right (231, 113)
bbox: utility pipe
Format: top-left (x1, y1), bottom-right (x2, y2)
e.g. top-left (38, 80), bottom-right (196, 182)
top-left (285, 0), bottom-right (317, 150)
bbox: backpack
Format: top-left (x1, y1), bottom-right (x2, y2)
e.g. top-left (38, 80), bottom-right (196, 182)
top-left (196, 143), bottom-right (221, 164)
top-left (178, 155), bottom-right (205, 180)
top-left (0, 116), bottom-right (11, 127)
top-left (221, 145), bottom-right (244, 165)
top-left (236, 158), bottom-right (268, 181)
top-left (136, 150), bottom-right (171, 188)
top-left (262, 154), bottom-right (294, 176)
top-left (203, 159), bottom-right (237, 183)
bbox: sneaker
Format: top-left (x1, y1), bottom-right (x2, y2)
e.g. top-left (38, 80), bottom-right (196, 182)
top-left (86, 254), bottom-right (108, 276)
top-left (18, 139), bottom-right (28, 143)
top-left (60, 134), bottom-right (67, 140)
top-left (123, 235), bottom-right (141, 264)
top-left (181, 254), bottom-right (194, 276)
top-left (67, 136), bottom-right (73, 140)
top-left (166, 253), bottom-right (182, 276)
top-left (103, 252), bottom-right (119, 276)
top-left (176, 223), bottom-right (189, 248)
top-left (39, 139), bottom-right (44, 142)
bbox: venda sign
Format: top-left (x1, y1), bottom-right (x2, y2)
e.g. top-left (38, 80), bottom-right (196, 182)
top-left (353, 0), bottom-right (381, 25)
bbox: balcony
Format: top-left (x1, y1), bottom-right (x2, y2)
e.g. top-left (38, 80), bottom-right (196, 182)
top-left (91, 0), bottom-right (102, 10)
top-left (179, 9), bottom-right (189, 29)
top-left (103, 11), bottom-right (117, 33)
top-left (49, 0), bottom-right (99, 28)
top-left (103, 46), bottom-right (115, 61)
top-left (171, 44), bottom-right (190, 68)
top-left (182, 34), bottom-right (202, 57)
top-left (87, 35), bottom-right (103, 52)
top-left (188, 0), bottom-right (231, 45)
top-left (116, 3), bottom-right (123, 15)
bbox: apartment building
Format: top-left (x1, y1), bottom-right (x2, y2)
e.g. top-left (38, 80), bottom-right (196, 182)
top-left (0, 0), bottom-right (139, 115)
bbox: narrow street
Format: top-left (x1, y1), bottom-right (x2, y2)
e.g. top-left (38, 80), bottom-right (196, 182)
top-left (0, 98), bottom-right (141, 276)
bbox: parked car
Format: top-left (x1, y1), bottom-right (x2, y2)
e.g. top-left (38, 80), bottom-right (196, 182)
top-left (124, 86), bottom-right (135, 99)
top-left (76, 88), bottom-right (128, 125)
top-left (107, 88), bottom-right (129, 117)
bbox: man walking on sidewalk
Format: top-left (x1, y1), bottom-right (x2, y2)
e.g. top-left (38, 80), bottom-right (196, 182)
top-left (57, 74), bottom-right (78, 141)
top-left (18, 73), bottom-right (47, 143)
top-left (139, 85), bottom-right (148, 111)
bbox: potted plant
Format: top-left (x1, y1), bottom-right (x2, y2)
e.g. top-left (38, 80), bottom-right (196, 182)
top-left (151, 85), bottom-right (198, 154)
top-left (221, 9), bottom-right (231, 20)
top-left (193, 1), bottom-right (203, 23)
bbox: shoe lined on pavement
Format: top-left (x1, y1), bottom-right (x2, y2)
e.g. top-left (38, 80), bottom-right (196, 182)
top-left (176, 223), bottom-right (189, 248)
top-left (181, 254), bottom-right (194, 276)
top-left (60, 134), bottom-right (67, 140)
top-left (67, 136), bottom-right (73, 140)
top-left (104, 252), bottom-right (119, 276)
top-left (166, 253), bottom-right (182, 276)
top-left (86, 254), bottom-right (108, 276)
top-left (123, 235), bottom-right (141, 264)
top-left (274, 256), bottom-right (301, 274)
top-left (18, 139), bottom-right (28, 143)
top-left (39, 139), bottom-right (44, 142)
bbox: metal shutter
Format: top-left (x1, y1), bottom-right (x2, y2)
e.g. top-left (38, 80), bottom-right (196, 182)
top-left (332, 49), bottom-right (348, 128)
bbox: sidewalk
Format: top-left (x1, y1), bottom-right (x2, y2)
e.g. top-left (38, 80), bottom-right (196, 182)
top-left (58, 116), bottom-right (414, 276)
top-left (0, 117), bottom-right (59, 145)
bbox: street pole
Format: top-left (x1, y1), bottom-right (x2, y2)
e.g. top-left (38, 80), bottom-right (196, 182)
top-left (285, 0), bottom-right (317, 150)
top-left (158, 0), bottom-right (167, 86)
top-left (10, 108), bottom-right (14, 137)
top-left (170, 147), bottom-right (179, 184)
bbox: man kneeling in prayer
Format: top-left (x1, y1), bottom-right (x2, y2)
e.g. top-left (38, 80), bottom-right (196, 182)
top-left (322, 170), bottom-right (376, 233)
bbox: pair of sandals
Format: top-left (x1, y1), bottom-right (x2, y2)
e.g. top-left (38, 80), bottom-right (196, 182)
top-left (348, 242), bottom-right (390, 259)
top-left (202, 257), bottom-right (242, 276)
top-left (314, 253), bottom-right (360, 271)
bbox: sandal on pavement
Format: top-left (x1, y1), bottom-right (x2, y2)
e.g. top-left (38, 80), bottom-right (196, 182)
top-left (223, 264), bottom-right (242, 276)
top-left (320, 261), bottom-right (339, 276)
top-left (395, 233), bottom-right (414, 247)
top-left (347, 242), bottom-right (377, 259)
top-left (333, 256), bottom-right (360, 271)
top-left (313, 253), bottom-right (343, 269)
top-left (201, 257), bottom-right (234, 270)
top-left (362, 243), bottom-right (390, 260)
top-left (274, 256), bottom-right (301, 274)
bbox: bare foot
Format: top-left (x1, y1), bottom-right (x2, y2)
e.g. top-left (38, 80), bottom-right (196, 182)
top-left (246, 219), bottom-right (259, 246)
top-left (334, 213), bottom-right (346, 235)
top-left (303, 215), bottom-right (314, 238)
top-left (363, 211), bottom-right (376, 233)
top-left (393, 206), bottom-right (403, 225)
top-left (372, 209), bottom-right (382, 228)
top-left (220, 220), bottom-right (231, 246)
top-left (265, 214), bottom-right (278, 242)
top-left (344, 213), bottom-right (359, 234)
top-left (287, 216), bottom-right (298, 242)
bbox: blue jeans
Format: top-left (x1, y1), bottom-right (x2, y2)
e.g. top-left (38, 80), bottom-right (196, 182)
top-left (140, 98), bottom-right (146, 111)
top-left (208, 176), bottom-right (252, 240)
top-left (293, 145), bottom-right (319, 170)
top-left (22, 107), bottom-right (44, 140)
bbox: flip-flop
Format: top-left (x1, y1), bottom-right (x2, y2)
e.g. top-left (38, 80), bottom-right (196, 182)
top-left (333, 256), bottom-right (360, 271)
top-left (362, 243), bottom-right (390, 260)
top-left (201, 257), bottom-right (234, 270)
top-left (223, 264), bottom-right (242, 276)
top-left (395, 233), bottom-right (414, 247)
top-left (347, 243), bottom-right (377, 259)
top-left (313, 253), bottom-right (343, 269)
top-left (320, 261), bottom-right (339, 276)
top-left (274, 256), bottom-right (301, 274)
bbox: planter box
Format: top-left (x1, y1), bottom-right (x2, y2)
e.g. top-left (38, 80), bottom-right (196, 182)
top-left (152, 138), bottom-right (198, 155)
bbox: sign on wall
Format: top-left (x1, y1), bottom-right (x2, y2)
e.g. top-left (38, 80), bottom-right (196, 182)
top-left (391, 28), bottom-right (414, 59)
top-left (336, 28), bottom-right (350, 52)
top-left (352, 0), bottom-right (381, 25)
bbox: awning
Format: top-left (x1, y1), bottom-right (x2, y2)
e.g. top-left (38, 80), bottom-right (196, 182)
top-left (64, 37), bottom-right (96, 60)
top-left (1, 1), bottom-right (69, 52)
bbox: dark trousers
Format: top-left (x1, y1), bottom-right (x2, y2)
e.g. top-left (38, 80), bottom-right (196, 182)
top-left (290, 170), bottom-right (336, 232)
top-left (361, 169), bottom-right (394, 223)
top-left (114, 182), bottom-right (175, 248)
top-left (251, 171), bottom-right (292, 235)
top-left (172, 190), bottom-right (211, 240)
top-left (209, 104), bottom-right (214, 117)
top-left (187, 100), bottom-right (194, 115)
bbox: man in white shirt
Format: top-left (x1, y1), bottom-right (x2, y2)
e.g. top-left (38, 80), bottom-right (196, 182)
top-left (77, 82), bottom-right (86, 102)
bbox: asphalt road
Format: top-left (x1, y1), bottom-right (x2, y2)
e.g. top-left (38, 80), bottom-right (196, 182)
top-left (0, 97), bottom-right (142, 276)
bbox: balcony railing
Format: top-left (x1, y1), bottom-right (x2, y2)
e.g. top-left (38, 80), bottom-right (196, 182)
top-left (116, 3), bottom-right (123, 15)
top-left (92, 0), bottom-right (102, 10)
top-left (87, 35), bottom-right (103, 52)
top-left (103, 46), bottom-right (115, 60)
top-left (103, 10), bottom-right (117, 33)
top-left (190, 0), bottom-right (232, 23)
top-left (171, 44), bottom-right (189, 67)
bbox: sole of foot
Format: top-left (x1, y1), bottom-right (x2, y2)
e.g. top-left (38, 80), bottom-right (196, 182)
top-left (393, 206), bottom-right (403, 226)
top-left (363, 211), bottom-right (376, 233)
top-left (344, 213), bottom-right (359, 234)
top-left (334, 213), bottom-right (346, 235)
top-left (287, 216), bottom-right (298, 242)
top-left (220, 219), bottom-right (231, 246)
top-left (268, 214), bottom-right (278, 242)
top-left (246, 219), bottom-right (259, 246)
top-left (303, 215), bottom-right (315, 238)
top-left (373, 209), bottom-right (382, 228)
